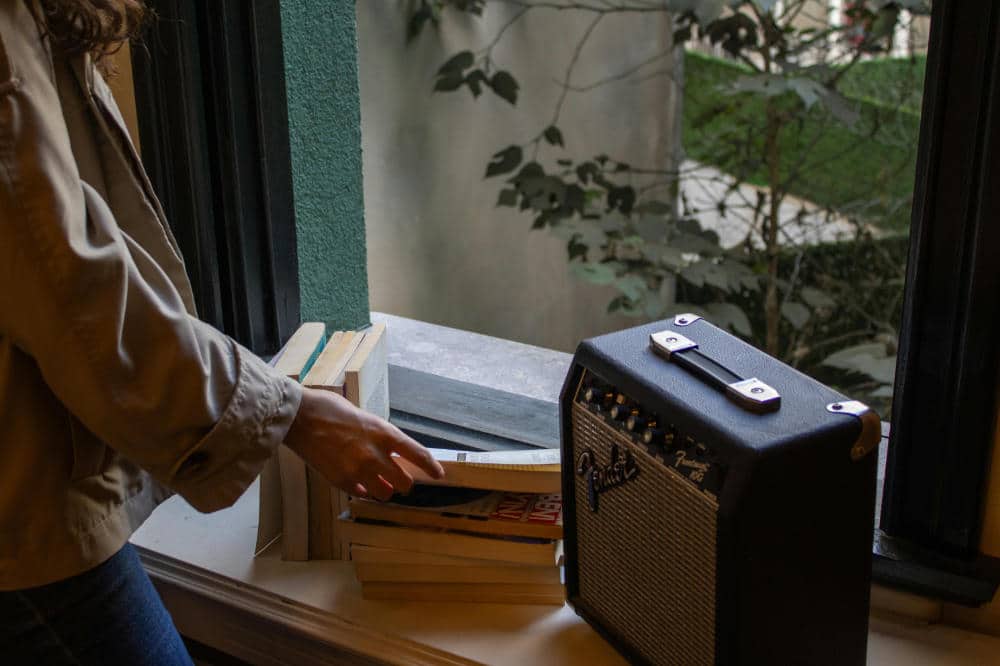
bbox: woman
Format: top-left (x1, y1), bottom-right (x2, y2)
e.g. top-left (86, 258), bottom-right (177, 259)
top-left (0, 1), bottom-right (444, 663)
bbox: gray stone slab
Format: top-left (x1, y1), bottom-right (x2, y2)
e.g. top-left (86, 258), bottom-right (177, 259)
top-left (372, 312), bottom-right (573, 404)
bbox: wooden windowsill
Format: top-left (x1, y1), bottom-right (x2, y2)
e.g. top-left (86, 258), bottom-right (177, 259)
top-left (132, 313), bottom-right (1000, 663)
top-left (132, 482), bottom-right (1000, 665)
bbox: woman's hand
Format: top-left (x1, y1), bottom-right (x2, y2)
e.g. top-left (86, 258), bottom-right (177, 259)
top-left (283, 387), bottom-right (444, 500)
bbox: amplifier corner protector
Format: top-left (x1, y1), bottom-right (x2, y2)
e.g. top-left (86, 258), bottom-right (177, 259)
top-left (673, 313), bottom-right (701, 327)
top-left (826, 401), bottom-right (881, 462)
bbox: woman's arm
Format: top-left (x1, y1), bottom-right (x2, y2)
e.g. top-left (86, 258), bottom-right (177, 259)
top-left (0, 6), bottom-right (440, 511)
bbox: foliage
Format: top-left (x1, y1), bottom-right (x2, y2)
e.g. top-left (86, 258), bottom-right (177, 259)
top-left (401, 0), bottom-right (929, 410)
top-left (672, 234), bottom-right (908, 415)
top-left (684, 51), bottom-right (922, 230)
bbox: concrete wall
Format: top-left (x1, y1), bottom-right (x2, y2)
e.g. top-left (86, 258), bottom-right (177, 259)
top-left (357, 4), bottom-right (681, 352)
top-left (280, 1), bottom-right (369, 329)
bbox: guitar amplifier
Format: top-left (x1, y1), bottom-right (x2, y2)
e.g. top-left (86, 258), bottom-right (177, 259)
top-left (560, 315), bottom-right (880, 666)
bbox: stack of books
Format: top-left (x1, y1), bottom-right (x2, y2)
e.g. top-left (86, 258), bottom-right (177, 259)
top-left (264, 321), bottom-right (390, 561)
top-left (261, 322), bottom-right (566, 605)
top-left (340, 448), bottom-right (566, 604)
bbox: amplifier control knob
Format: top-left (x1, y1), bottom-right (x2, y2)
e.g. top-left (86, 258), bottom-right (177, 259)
top-left (626, 413), bottom-right (648, 432)
top-left (583, 385), bottom-right (613, 407)
top-left (609, 398), bottom-right (631, 421)
top-left (642, 427), bottom-right (665, 446)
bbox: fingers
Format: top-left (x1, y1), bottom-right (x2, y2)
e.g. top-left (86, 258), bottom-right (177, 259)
top-left (377, 457), bottom-right (415, 496)
top-left (289, 393), bottom-right (444, 500)
top-left (380, 421), bottom-right (445, 480)
top-left (362, 474), bottom-right (395, 502)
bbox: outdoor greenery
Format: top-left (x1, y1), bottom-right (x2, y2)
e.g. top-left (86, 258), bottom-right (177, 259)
top-left (684, 50), bottom-right (922, 230)
top-left (838, 53), bottom-right (926, 111)
top-left (402, 0), bottom-right (930, 412)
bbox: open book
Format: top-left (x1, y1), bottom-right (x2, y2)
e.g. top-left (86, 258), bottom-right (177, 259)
top-left (348, 488), bottom-right (562, 539)
top-left (394, 447), bottom-right (561, 494)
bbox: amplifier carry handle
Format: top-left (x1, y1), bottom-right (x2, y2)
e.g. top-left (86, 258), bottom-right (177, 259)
top-left (650, 330), bottom-right (781, 413)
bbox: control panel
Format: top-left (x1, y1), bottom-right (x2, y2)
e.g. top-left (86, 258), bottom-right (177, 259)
top-left (573, 369), bottom-right (727, 499)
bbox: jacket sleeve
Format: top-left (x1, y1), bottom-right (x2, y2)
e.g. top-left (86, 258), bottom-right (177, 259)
top-left (0, 12), bottom-right (302, 513)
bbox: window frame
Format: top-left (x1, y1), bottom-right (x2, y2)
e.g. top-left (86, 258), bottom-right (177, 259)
top-left (131, 0), bottom-right (299, 355)
top-left (881, 0), bottom-right (1000, 558)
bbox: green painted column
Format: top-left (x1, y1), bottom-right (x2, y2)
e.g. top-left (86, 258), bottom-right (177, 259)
top-left (279, 1), bottom-right (369, 329)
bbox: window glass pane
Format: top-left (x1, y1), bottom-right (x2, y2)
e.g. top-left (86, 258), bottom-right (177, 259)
top-left (360, 2), bottom-right (931, 497)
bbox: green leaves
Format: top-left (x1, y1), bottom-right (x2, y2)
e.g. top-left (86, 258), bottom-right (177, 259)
top-left (615, 275), bottom-right (647, 302)
top-left (607, 187), bottom-right (636, 215)
top-left (407, 0), bottom-right (485, 42)
top-left (780, 301), bottom-right (811, 330)
top-left (433, 51), bottom-right (476, 94)
top-left (490, 71), bottom-right (519, 105)
top-left (431, 52), bottom-right (519, 105)
top-left (570, 260), bottom-right (621, 286)
top-left (543, 126), bottom-right (564, 147)
top-left (822, 342), bottom-right (897, 385)
top-left (437, 51), bottom-right (474, 76)
top-left (724, 73), bottom-right (861, 126)
top-left (485, 146), bottom-right (523, 178)
top-left (464, 70), bottom-right (489, 97)
top-left (705, 302), bottom-right (753, 337)
top-left (705, 12), bottom-right (758, 57)
top-left (800, 287), bottom-right (836, 310)
top-left (434, 73), bottom-right (466, 92)
top-left (496, 188), bottom-right (518, 207)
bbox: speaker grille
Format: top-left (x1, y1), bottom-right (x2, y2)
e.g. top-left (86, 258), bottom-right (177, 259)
top-left (571, 402), bottom-right (718, 666)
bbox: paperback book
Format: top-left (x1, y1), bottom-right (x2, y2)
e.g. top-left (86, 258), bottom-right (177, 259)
top-left (348, 486), bottom-right (562, 540)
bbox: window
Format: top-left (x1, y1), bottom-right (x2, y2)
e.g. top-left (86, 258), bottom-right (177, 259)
top-left (132, 0), bottom-right (298, 354)
top-left (132, 0), bottom-right (999, 604)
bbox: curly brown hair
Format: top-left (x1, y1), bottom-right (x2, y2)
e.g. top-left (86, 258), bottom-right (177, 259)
top-left (34, 0), bottom-right (148, 60)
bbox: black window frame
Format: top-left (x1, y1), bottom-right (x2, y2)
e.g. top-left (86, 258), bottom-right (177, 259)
top-left (132, 0), bottom-right (1000, 606)
top-left (131, 0), bottom-right (299, 355)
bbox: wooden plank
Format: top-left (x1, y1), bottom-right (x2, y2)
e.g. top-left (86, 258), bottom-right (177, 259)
top-left (307, 467), bottom-right (335, 560)
top-left (138, 547), bottom-right (481, 666)
top-left (302, 331), bottom-right (363, 393)
top-left (271, 322), bottom-right (327, 381)
top-left (258, 323), bottom-right (326, 556)
top-left (300, 331), bottom-right (364, 560)
top-left (278, 445), bottom-right (309, 562)
top-left (345, 322), bottom-right (389, 420)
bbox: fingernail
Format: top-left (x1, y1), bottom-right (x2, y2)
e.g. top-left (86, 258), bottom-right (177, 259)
top-left (434, 463), bottom-right (446, 479)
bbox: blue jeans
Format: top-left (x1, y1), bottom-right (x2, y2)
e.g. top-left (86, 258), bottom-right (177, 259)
top-left (0, 543), bottom-right (192, 665)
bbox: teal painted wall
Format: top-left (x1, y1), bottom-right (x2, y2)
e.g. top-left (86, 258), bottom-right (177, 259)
top-left (280, 1), bottom-right (369, 329)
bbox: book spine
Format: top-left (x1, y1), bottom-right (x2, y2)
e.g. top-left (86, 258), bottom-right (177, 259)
top-left (347, 501), bottom-right (562, 540)
top-left (340, 519), bottom-right (558, 566)
top-left (354, 563), bottom-right (561, 585)
top-left (360, 582), bottom-right (565, 605)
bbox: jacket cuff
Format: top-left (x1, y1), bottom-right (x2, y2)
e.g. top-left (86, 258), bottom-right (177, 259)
top-left (169, 341), bottom-right (303, 513)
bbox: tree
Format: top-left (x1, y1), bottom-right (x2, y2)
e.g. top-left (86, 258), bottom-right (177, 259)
top-left (402, 0), bottom-right (930, 410)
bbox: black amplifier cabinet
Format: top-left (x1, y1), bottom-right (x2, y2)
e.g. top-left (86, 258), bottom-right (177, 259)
top-left (560, 315), bottom-right (880, 666)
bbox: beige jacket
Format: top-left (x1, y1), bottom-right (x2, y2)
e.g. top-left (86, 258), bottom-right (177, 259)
top-left (0, 1), bottom-right (302, 589)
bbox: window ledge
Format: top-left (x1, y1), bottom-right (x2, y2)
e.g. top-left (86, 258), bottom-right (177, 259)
top-left (374, 313), bottom-right (1000, 610)
top-left (132, 313), bottom-right (1000, 662)
top-left (134, 480), bottom-right (1000, 666)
